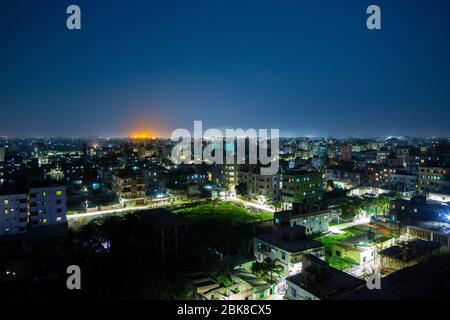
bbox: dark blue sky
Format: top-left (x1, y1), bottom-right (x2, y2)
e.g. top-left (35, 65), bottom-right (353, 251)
top-left (1, 0), bottom-right (449, 138)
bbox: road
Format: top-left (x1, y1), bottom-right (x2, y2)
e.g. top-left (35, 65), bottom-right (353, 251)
top-left (67, 204), bottom-right (159, 220)
top-left (328, 217), bottom-right (371, 234)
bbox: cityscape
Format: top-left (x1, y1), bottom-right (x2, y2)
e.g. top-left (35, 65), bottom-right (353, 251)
top-left (1, 0), bottom-right (450, 306)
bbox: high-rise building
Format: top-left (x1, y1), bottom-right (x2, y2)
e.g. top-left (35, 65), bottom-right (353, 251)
top-left (281, 170), bottom-right (324, 206)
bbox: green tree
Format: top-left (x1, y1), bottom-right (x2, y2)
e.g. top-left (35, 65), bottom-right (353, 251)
top-left (254, 258), bottom-right (284, 283)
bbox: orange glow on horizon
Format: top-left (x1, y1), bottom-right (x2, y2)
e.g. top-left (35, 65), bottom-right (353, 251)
top-left (130, 132), bottom-right (154, 139)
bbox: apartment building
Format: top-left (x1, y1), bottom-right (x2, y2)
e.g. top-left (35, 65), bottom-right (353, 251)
top-left (28, 186), bottom-right (67, 229)
top-left (281, 170), bottom-right (324, 206)
top-left (1, 185), bottom-right (67, 237)
top-left (0, 193), bottom-right (28, 236)
top-left (237, 169), bottom-right (280, 204)
top-left (388, 171), bottom-right (417, 191)
top-left (417, 165), bottom-right (450, 193)
top-left (112, 171), bottom-right (147, 206)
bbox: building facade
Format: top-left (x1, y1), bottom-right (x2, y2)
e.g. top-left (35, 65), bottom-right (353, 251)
top-left (281, 170), bottom-right (324, 206)
top-left (237, 170), bottom-right (280, 204)
top-left (417, 165), bottom-right (450, 193)
top-left (0, 193), bottom-right (28, 236)
top-left (28, 186), bottom-right (67, 229)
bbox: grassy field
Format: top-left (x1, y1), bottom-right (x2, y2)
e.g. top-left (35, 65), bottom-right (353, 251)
top-left (173, 201), bottom-right (273, 222)
top-left (315, 227), bottom-right (364, 249)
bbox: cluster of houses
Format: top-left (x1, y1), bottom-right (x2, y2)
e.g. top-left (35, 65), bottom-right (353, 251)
top-left (186, 198), bottom-right (449, 300)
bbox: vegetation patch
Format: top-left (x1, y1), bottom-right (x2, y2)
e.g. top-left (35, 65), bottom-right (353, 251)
top-left (174, 201), bottom-right (273, 222)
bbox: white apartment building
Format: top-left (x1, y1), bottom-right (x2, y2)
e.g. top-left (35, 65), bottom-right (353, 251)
top-left (0, 193), bottom-right (28, 236)
top-left (237, 171), bottom-right (280, 204)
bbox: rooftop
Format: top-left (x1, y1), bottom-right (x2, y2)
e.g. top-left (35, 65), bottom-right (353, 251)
top-left (379, 239), bottom-right (441, 262)
top-left (286, 254), bottom-right (364, 300)
top-left (256, 233), bottom-right (323, 253)
top-left (408, 220), bottom-right (450, 235)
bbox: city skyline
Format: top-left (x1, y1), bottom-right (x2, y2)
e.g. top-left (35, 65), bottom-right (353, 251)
top-left (1, 0), bottom-right (450, 138)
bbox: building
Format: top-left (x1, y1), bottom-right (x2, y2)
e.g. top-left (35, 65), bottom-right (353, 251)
top-left (0, 147), bottom-right (4, 163)
top-left (281, 170), bottom-right (324, 206)
top-left (237, 168), bottom-right (280, 204)
top-left (219, 164), bottom-right (238, 192)
top-left (406, 221), bottom-right (450, 249)
top-left (112, 171), bottom-right (147, 206)
top-left (312, 144), bottom-right (328, 158)
top-left (286, 254), bottom-right (364, 300)
top-left (332, 231), bottom-right (394, 266)
top-left (340, 254), bottom-right (450, 300)
top-left (324, 166), bottom-right (362, 189)
top-left (0, 193), bottom-right (28, 236)
top-left (254, 233), bottom-right (324, 276)
top-left (274, 204), bottom-right (332, 236)
top-left (388, 170), bottom-right (417, 192)
top-left (427, 190), bottom-right (450, 204)
top-left (340, 143), bottom-right (352, 161)
top-left (378, 239), bottom-right (441, 274)
top-left (1, 185), bottom-right (67, 237)
top-left (389, 195), bottom-right (448, 223)
top-left (28, 186), bottom-right (67, 231)
top-left (417, 165), bottom-right (450, 193)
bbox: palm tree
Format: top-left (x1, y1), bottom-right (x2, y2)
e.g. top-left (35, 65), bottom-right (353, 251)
top-left (261, 258), bottom-right (284, 283)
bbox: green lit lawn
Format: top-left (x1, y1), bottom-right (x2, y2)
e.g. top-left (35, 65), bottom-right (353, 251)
top-left (174, 201), bottom-right (273, 222)
top-left (316, 227), bottom-right (363, 248)
top-left (326, 256), bottom-right (356, 271)
top-left (316, 227), bottom-right (366, 270)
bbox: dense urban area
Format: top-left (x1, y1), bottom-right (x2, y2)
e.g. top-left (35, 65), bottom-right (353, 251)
top-left (1, 136), bottom-right (450, 300)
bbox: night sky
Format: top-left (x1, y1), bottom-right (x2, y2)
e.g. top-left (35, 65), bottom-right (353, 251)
top-left (1, 0), bottom-right (450, 138)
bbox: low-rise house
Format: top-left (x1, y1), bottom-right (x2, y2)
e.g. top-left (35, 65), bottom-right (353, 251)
top-left (254, 232), bottom-right (324, 276)
top-left (286, 254), bottom-right (364, 300)
top-left (194, 268), bottom-right (274, 301)
top-left (274, 203), bottom-right (332, 236)
top-left (333, 231), bottom-right (394, 266)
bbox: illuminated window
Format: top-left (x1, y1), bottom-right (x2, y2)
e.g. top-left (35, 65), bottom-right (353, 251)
top-left (56, 190), bottom-right (62, 196)
top-left (42, 218), bottom-right (48, 224)
top-left (3, 199), bottom-right (8, 205)
top-left (56, 217), bottom-right (62, 222)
